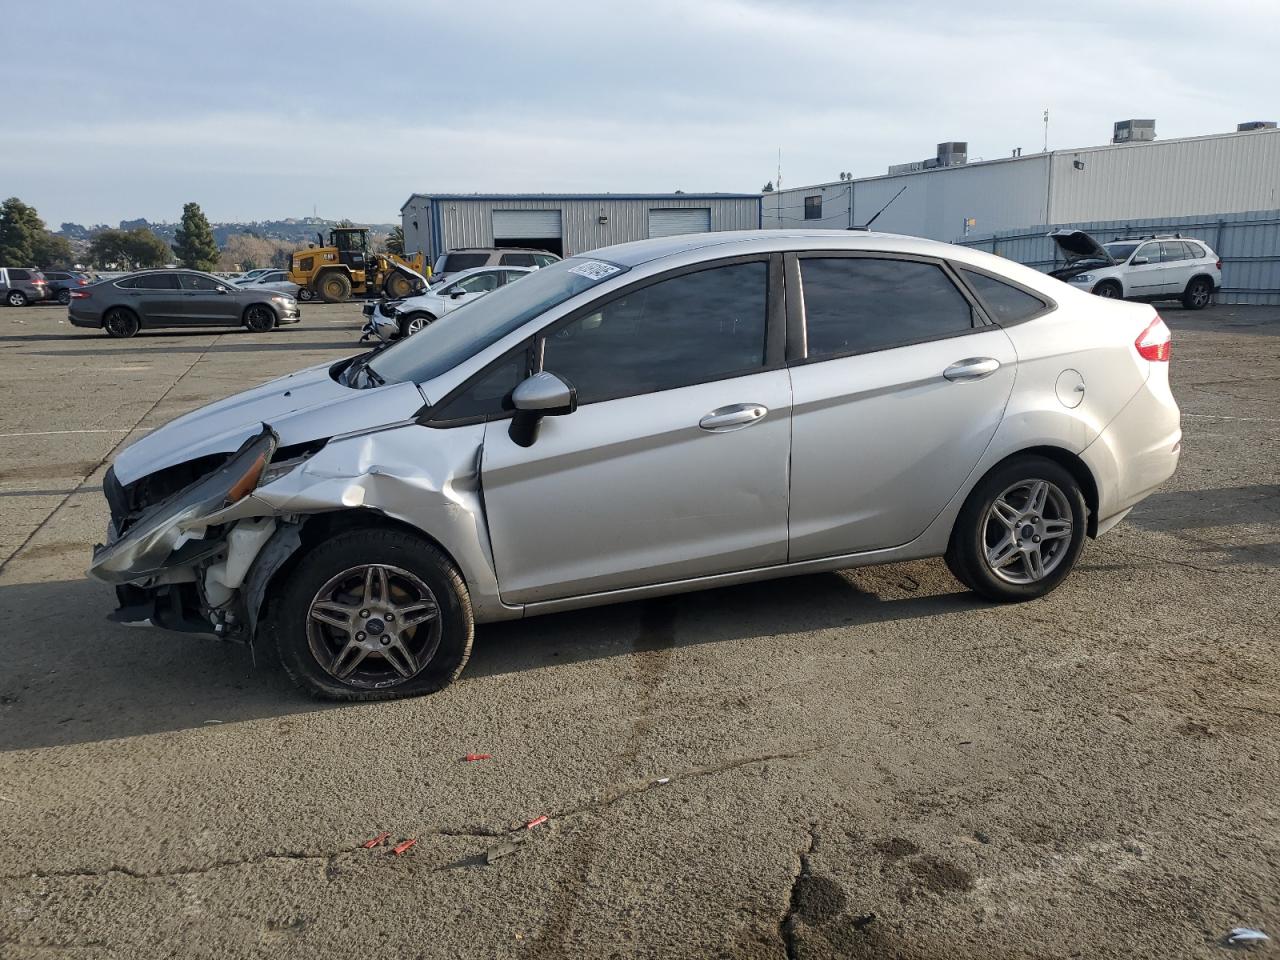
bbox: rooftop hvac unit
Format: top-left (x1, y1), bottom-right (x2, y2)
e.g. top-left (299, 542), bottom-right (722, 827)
top-left (935, 142), bottom-right (968, 165)
top-left (1113, 119), bottom-right (1155, 143)
top-left (1237, 120), bottom-right (1277, 131)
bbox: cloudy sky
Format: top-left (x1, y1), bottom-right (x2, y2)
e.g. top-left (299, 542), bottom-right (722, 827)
top-left (5, 0), bottom-right (1278, 227)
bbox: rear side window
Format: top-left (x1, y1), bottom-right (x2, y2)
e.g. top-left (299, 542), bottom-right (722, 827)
top-left (9, 269), bottom-right (30, 281)
top-left (440, 253), bottom-right (490, 273)
top-left (800, 257), bottom-right (974, 359)
top-left (126, 273), bottom-right (179, 290)
top-left (499, 252), bottom-right (536, 267)
top-left (958, 268), bottom-right (1048, 325)
top-left (541, 261), bottom-right (769, 404)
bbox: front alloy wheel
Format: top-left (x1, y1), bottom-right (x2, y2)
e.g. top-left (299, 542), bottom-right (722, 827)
top-left (269, 527), bottom-right (474, 700)
top-left (307, 564), bottom-right (441, 687)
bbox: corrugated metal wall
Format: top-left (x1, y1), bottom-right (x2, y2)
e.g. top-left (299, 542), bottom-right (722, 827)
top-left (1049, 129), bottom-right (1280, 223)
top-left (763, 156), bottom-right (1050, 238)
top-left (402, 196), bottom-right (760, 261)
top-left (955, 209), bottom-right (1280, 305)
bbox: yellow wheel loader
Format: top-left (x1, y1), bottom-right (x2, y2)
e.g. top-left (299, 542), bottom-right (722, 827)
top-left (288, 227), bottom-right (429, 303)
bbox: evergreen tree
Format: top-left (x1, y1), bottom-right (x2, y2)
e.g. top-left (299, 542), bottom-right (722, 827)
top-left (0, 197), bottom-right (45, 264)
top-left (173, 202), bottom-right (219, 270)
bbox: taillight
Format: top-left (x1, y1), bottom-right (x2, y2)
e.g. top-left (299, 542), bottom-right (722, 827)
top-left (77, 278), bottom-right (89, 285)
top-left (1135, 315), bottom-right (1171, 362)
top-left (70, 290), bottom-right (90, 299)
top-left (1216, 259), bottom-right (1222, 271)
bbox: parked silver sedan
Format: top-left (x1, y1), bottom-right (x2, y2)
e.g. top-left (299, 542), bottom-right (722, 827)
top-left (88, 230), bottom-right (1180, 700)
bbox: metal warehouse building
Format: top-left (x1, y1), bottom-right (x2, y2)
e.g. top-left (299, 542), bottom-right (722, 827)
top-left (764, 126), bottom-right (1280, 239)
top-left (400, 193), bottom-right (762, 264)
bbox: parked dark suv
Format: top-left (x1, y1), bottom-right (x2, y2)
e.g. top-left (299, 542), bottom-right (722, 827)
top-left (68, 269), bottom-right (301, 338)
top-left (1, 267), bottom-right (50, 306)
top-left (42, 270), bottom-right (93, 305)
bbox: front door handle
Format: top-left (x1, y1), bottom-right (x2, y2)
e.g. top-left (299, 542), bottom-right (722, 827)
top-left (699, 403), bottom-right (768, 432)
top-left (943, 357), bottom-right (1001, 382)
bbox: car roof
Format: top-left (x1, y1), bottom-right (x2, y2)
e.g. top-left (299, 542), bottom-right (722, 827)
top-left (446, 247), bottom-right (557, 255)
top-left (584, 229), bottom-right (1067, 298)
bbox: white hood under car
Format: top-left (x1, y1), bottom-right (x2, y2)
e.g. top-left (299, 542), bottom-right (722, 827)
top-left (111, 360), bottom-right (426, 486)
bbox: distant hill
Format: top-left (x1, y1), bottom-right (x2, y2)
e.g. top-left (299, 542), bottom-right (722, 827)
top-left (57, 218), bottom-right (398, 246)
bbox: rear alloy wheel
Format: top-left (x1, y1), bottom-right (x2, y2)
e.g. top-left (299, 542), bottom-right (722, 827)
top-left (57, 289), bottom-right (72, 305)
top-left (6, 290), bottom-right (27, 307)
top-left (319, 272), bottom-right (352, 303)
top-left (103, 307), bottom-right (140, 339)
top-left (398, 312), bottom-right (434, 338)
top-left (297, 287), bottom-right (315, 302)
top-left (946, 455), bottom-right (1087, 602)
top-left (268, 528), bottom-right (474, 700)
top-left (1093, 280), bottom-right (1122, 300)
top-left (1183, 277), bottom-right (1213, 310)
top-left (244, 305), bottom-right (276, 332)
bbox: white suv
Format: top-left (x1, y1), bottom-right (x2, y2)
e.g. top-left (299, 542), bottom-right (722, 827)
top-left (1048, 230), bottom-right (1220, 310)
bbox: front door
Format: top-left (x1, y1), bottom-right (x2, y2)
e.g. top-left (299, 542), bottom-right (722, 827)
top-left (786, 254), bottom-right (1018, 559)
top-left (178, 272), bottom-right (239, 324)
top-left (127, 272), bottom-right (184, 323)
top-left (480, 258), bottom-right (792, 605)
top-left (1125, 241), bottom-right (1167, 297)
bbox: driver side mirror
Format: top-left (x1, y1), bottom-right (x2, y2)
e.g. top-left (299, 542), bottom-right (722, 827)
top-left (508, 371), bottom-right (577, 447)
top-left (1131, 256), bottom-right (1150, 265)
top-left (450, 290), bottom-right (466, 299)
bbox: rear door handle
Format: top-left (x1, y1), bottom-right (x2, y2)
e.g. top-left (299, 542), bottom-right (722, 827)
top-left (699, 403), bottom-right (768, 432)
top-left (943, 357), bottom-right (1001, 382)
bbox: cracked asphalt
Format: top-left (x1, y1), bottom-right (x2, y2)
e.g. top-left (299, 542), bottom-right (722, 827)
top-left (0, 300), bottom-right (1277, 959)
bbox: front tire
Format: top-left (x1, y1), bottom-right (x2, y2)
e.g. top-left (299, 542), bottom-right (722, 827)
top-left (297, 286), bottom-right (315, 302)
top-left (1183, 276), bottom-right (1213, 310)
top-left (57, 289), bottom-right (72, 305)
top-left (103, 307), bottom-right (140, 339)
top-left (1093, 280), bottom-right (1122, 300)
top-left (267, 528), bottom-right (474, 701)
top-left (945, 456), bottom-right (1087, 603)
top-left (6, 290), bottom-right (27, 307)
top-left (244, 304), bottom-right (276, 332)
top-left (398, 312), bottom-right (434, 338)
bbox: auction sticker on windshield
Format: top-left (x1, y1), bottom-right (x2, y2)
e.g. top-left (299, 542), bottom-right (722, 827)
top-left (568, 260), bottom-right (622, 281)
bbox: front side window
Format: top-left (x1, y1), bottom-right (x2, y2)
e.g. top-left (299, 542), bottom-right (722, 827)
top-left (958, 268), bottom-right (1048, 325)
top-left (180, 273), bottom-right (222, 291)
top-left (1135, 243), bottom-right (1161, 264)
top-left (801, 257), bottom-right (974, 359)
top-left (540, 260), bottom-right (769, 405)
top-left (534, 254), bottom-right (558, 267)
top-left (804, 195), bottom-right (822, 220)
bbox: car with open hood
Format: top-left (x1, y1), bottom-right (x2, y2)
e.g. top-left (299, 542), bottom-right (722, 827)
top-left (89, 230), bottom-right (1180, 701)
top-left (1047, 228), bottom-right (1220, 310)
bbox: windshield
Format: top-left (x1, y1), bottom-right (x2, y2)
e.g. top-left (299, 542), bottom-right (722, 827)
top-left (1103, 242), bottom-right (1139, 262)
top-left (369, 257), bottom-right (628, 386)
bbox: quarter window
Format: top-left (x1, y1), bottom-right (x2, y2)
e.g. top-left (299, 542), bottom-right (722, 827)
top-left (541, 261), bottom-right (769, 405)
top-left (804, 196), bottom-right (822, 220)
top-left (958, 268), bottom-right (1048, 325)
top-left (800, 257), bottom-right (974, 359)
top-left (431, 349), bottom-right (528, 423)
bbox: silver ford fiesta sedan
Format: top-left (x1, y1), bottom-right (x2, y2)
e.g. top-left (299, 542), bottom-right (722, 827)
top-left (89, 230), bottom-right (1180, 700)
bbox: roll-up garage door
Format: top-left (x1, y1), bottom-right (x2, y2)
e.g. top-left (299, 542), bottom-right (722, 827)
top-left (492, 210), bottom-right (563, 240)
top-left (647, 208), bottom-right (712, 238)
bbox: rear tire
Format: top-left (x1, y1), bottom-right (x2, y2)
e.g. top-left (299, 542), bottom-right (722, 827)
top-left (398, 312), bottom-right (435, 338)
top-left (244, 304), bottom-right (276, 332)
top-left (1183, 276), bottom-right (1213, 310)
top-left (6, 290), bottom-right (27, 307)
top-left (297, 286), bottom-right (315, 302)
top-left (1093, 280), bottom-right (1122, 300)
top-left (945, 455), bottom-right (1087, 603)
top-left (57, 289), bottom-right (72, 305)
top-left (266, 528), bottom-right (474, 701)
top-left (103, 307), bottom-right (140, 339)
top-left (318, 272), bottom-right (352, 303)
top-left (383, 272), bottom-right (414, 299)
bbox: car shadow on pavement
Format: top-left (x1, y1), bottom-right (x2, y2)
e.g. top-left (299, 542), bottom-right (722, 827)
top-left (1127, 485), bottom-right (1280, 569)
top-left (0, 567), bottom-right (978, 753)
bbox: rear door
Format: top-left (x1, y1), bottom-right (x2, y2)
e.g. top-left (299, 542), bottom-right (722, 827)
top-left (1157, 241), bottom-right (1196, 295)
top-left (478, 256), bottom-right (791, 604)
top-left (120, 273), bottom-right (182, 323)
top-left (786, 253), bottom-right (1018, 560)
